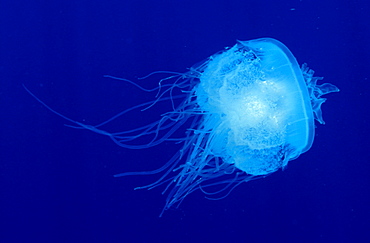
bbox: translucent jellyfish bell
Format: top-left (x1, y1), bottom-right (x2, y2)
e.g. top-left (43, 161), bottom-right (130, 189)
top-left (25, 38), bottom-right (339, 216)
top-left (196, 38), bottom-right (339, 176)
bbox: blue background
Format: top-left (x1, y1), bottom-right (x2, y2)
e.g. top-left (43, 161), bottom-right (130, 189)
top-left (1, 0), bottom-right (369, 242)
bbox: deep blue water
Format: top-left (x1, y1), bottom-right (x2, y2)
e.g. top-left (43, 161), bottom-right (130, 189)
top-left (1, 0), bottom-right (369, 242)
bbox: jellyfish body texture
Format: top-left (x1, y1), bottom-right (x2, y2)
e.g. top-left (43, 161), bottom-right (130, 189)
top-left (28, 38), bottom-right (339, 215)
top-left (196, 38), bottom-right (336, 176)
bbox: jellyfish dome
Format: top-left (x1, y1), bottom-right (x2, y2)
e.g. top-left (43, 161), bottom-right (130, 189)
top-left (26, 38), bottom-right (339, 216)
top-left (195, 38), bottom-right (337, 176)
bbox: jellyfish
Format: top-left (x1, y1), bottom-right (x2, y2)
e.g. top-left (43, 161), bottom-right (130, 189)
top-left (26, 38), bottom-right (339, 216)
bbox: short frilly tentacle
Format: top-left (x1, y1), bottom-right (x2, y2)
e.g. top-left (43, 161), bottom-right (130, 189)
top-left (301, 63), bottom-right (340, 124)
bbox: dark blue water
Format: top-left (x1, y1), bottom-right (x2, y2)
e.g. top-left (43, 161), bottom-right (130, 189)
top-left (1, 0), bottom-right (369, 242)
